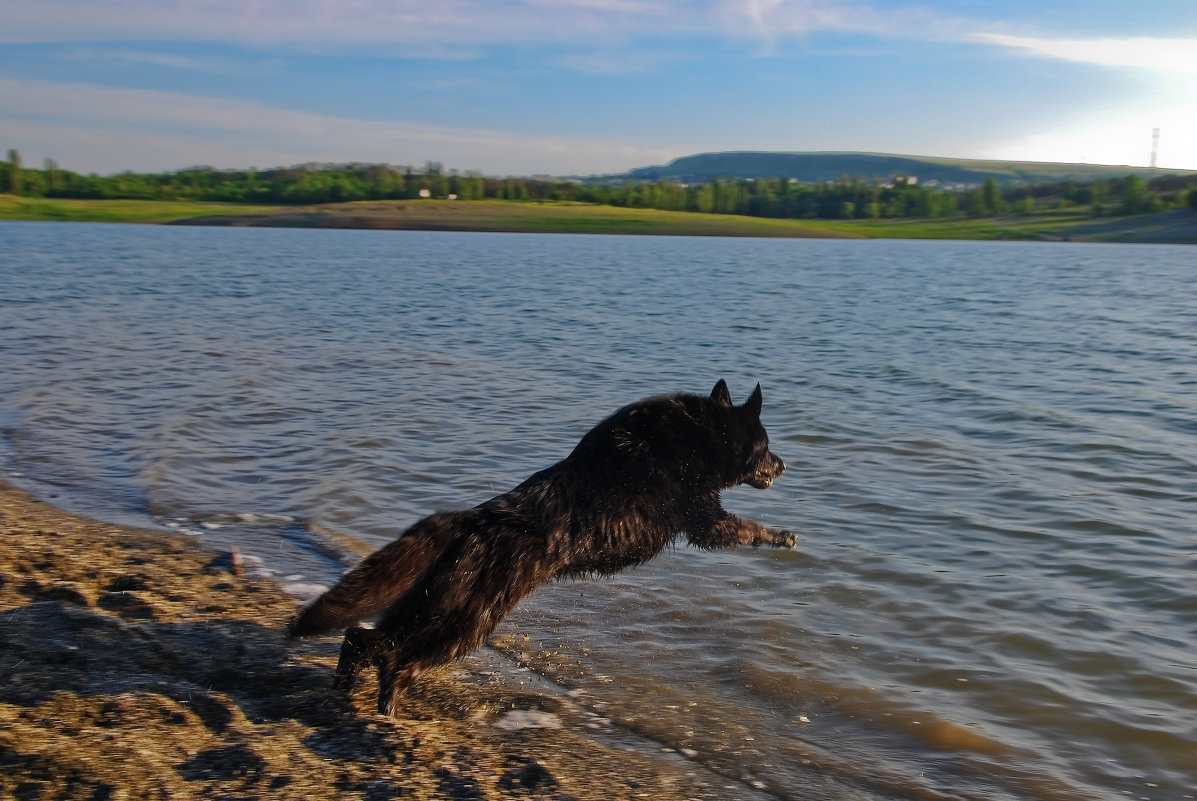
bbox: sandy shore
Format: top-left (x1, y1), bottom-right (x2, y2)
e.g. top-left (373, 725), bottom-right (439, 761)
top-left (0, 480), bottom-right (760, 800)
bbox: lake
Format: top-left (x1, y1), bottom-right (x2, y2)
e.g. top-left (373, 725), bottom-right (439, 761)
top-left (1, 221), bottom-right (1194, 800)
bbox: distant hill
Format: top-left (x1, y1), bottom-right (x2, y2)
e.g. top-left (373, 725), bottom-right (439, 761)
top-left (625, 151), bottom-right (1197, 186)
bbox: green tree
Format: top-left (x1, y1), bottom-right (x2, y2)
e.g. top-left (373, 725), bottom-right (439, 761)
top-left (429, 172), bottom-right (450, 198)
top-left (1090, 180), bottom-right (1109, 215)
top-left (908, 187), bottom-right (932, 217)
top-left (462, 174), bottom-right (485, 200)
top-left (7, 149), bottom-right (20, 194)
top-left (929, 191), bottom-right (956, 218)
top-left (964, 189), bottom-right (987, 218)
top-left (43, 158), bottom-right (58, 193)
top-left (1120, 175), bottom-right (1148, 215)
top-left (981, 177), bottom-right (1005, 215)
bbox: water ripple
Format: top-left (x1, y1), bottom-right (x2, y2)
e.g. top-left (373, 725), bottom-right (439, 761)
top-left (2, 224), bottom-right (1195, 800)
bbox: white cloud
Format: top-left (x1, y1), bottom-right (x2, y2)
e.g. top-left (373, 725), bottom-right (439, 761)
top-left (975, 34), bottom-right (1197, 75)
top-left (0, 77), bottom-right (681, 174)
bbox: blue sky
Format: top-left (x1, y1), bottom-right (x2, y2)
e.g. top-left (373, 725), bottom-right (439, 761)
top-left (1, 0), bottom-right (1195, 175)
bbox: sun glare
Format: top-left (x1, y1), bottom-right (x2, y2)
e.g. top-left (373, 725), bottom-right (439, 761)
top-left (984, 97), bottom-right (1197, 170)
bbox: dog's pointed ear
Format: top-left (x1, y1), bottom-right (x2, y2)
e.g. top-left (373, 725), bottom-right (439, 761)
top-left (711, 379), bottom-right (733, 407)
top-left (743, 383), bottom-right (763, 418)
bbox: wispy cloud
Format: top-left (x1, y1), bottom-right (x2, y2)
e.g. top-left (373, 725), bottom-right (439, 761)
top-left (974, 34), bottom-right (1197, 75)
top-left (716, 0), bottom-right (964, 45)
top-left (0, 76), bottom-right (682, 174)
top-left (555, 49), bottom-right (680, 75)
top-left (0, 0), bottom-right (675, 46)
top-left (55, 47), bottom-right (279, 76)
top-left (0, 0), bottom-right (953, 49)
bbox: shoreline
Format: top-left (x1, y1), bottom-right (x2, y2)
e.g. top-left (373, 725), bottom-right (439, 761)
top-left (4, 195), bottom-right (1195, 242)
top-left (0, 479), bottom-right (767, 800)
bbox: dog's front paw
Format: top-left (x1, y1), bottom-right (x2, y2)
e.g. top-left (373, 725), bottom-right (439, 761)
top-left (747, 527), bottom-right (797, 548)
top-left (769, 529), bottom-right (798, 548)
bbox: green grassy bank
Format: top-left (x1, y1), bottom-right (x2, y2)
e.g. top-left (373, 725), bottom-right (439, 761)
top-left (3, 195), bottom-right (1193, 243)
top-left (0, 195), bottom-right (286, 223)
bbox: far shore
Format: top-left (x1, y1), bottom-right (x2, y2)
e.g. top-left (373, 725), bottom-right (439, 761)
top-left (3, 195), bottom-right (1196, 243)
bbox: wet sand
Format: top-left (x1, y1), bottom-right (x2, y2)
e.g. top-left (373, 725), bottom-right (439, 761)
top-left (0, 480), bottom-right (763, 800)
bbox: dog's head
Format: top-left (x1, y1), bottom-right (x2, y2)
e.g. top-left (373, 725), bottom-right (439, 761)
top-left (710, 379), bottom-right (786, 490)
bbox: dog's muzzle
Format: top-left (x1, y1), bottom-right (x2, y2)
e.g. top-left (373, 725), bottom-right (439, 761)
top-left (747, 453), bottom-right (786, 489)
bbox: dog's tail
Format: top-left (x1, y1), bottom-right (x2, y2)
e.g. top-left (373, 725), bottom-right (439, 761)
top-left (286, 514), bottom-right (454, 639)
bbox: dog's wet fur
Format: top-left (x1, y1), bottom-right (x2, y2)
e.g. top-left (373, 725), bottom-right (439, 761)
top-left (287, 380), bottom-right (793, 715)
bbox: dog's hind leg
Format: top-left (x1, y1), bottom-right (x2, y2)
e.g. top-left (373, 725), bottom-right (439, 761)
top-left (372, 528), bottom-right (560, 713)
top-left (334, 626), bottom-right (385, 691)
top-left (376, 650), bottom-right (426, 716)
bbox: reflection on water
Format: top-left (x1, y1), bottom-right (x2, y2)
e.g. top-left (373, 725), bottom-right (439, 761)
top-left (2, 223), bottom-right (1195, 800)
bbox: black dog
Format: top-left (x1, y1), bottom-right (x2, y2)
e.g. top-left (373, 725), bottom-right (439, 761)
top-left (287, 380), bottom-right (794, 715)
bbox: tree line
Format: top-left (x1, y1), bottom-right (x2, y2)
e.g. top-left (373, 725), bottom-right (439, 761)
top-left (4, 149), bottom-right (1195, 220)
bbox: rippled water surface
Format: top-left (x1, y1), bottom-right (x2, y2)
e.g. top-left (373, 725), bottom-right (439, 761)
top-left (2, 222), bottom-right (1194, 800)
